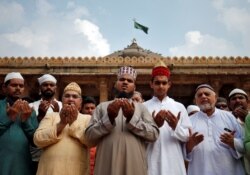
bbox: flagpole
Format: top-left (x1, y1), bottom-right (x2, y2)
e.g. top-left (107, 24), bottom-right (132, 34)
top-left (132, 18), bottom-right (136, 42)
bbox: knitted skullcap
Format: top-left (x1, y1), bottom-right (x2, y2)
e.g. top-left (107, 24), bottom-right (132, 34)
top-left (4, 72), bottom-right (24, 83)
top-left (229, 88), bottom-right (248, 100)
top-left (63, 82), bottom-right (81, 95)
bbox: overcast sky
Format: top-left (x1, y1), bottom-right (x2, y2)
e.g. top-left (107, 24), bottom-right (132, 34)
top-left (0, 0), bottom-right (250, 57)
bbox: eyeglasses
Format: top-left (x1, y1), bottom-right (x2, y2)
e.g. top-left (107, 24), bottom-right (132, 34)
top-left (153, 81), bottom-right (168, 85)
top-left (63, 94), bottom-right (81, 99)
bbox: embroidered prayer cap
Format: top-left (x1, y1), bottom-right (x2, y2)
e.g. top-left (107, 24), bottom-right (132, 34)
top-left (63, 82), bottom-right (81, 96)
top-left (152, 60), bottom-right (170, 78)
top-left (186, 105), bottom-right (200, 115)
top-left (4, 72), bottom-right (24, 83)
top-left (117, 66), bottom-right (137, 80)
top-left (229, 88), bottom-right (248, 100)
top-left (195, 84), bottom-right (215, 92)
top-left (38, 74), bottom-right (57, 85)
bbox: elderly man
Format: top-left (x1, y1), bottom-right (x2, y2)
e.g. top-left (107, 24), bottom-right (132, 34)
top-left (132, 91), bottom-right (144, 103)
top-left (34, 82), bottom-right (91, 175)
top-left (29, 74), bottom-right (62, 174)
top-left (185, 84), bottom-right (245, 175)
top-left (85, 66), bottom-right (159, 175)
top-left (0, 72), bottom-right (38, 175)
top-left (144, 61), bottom-right (192, 175)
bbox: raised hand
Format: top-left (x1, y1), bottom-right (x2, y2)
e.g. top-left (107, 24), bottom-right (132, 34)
top-left (121, 99), bottom-right (134, 122)
top-left (59, 105), bottom-right (70, 125)
top-left (7, 99), bottom-right (33, 122)
top-left (165, 111), bottom-right (180, 130)
top-left (6, 101), bottom-right (20, 121)
top-left (220, 130), bottom-right (236, 149)
top-left (37, 100), bottom-right (50, 122)
top-left (153, 110), bottom-right (165, 127)
top-left (107, 99), bottom-right (122, 124)
top-left (19, 100), bottom-right (33, 122)
top-left (186, 128), bottom-right (204, 154)
top-left (67, 104), bottom-right (78, 125)
top-left (51, 100), bottom-right (60, 112)
top-left (233, 106), bottom-right (248, 122)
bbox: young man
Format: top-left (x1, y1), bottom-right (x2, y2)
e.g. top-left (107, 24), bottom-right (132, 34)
top-left (81, 96), bottom-right (96, 116)
top-left (0, 72), bottom-right (38, 175)
top-left (85, 66), bottom-right (159, 175)
top-left (81, 96), bottom-right (97, 175)
top-left (29, 74), bottom-right (62, 174)
top-left (144, 61), bottom-right (191, 175)
top-left (34, 82), bottom-right (91, 175)
top-left (185, 84), bottom-right (244, 175)
top-left (228, 88), bottom-right (249, 175)
top-left (228, 88), bottom-right (249, 123)
top-left (29, 74), bottom-right (62, 122)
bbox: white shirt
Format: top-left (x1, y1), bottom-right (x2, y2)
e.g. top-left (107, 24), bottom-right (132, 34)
top-left (144, 96), bottom-right (191, 175)
top-left (185, 108), bottom-right (245, 175)
top-left (29, 99), bottom-right (62, 116)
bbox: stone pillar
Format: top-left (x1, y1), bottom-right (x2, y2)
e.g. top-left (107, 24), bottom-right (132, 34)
top-left (99, 78), bottom-right (108, 102)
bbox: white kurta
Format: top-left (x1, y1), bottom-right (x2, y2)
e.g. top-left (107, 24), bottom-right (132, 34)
top-left (186, 109), bottom-right (245, 175)
top-left (144, 96), bottom-right (191, 175)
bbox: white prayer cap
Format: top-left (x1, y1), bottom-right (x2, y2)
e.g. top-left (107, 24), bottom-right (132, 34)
top-left (38, 74), bottom-right (57, 85)
top-left (229, 88), bottom-right (248, 99)
top-left (187, 105), bottom-right (200, 115)
top-left (4, 72), bottom-right (24, 83)
top-left (117, 66), bottom-right (137, 80)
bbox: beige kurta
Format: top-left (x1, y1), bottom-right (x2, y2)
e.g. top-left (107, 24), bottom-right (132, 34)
top-left (85, 100), bottom-right (159, 175)
top-left (34, 112), bottom-right (91, 175)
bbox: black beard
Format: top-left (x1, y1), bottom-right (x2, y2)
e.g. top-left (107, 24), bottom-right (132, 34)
top-left (41, 90), bottom-right (55, 99)
top-left (114, 89), bottom-right (133, 99)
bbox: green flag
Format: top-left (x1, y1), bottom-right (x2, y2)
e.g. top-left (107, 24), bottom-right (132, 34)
top-left (134, 21), bottom-right (148, 34)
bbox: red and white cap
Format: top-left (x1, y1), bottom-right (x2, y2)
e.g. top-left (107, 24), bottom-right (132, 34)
top-left (152, 60), bottom-right (170, 78)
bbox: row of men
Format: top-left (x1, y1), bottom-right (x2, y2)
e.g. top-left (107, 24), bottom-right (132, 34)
top-left (0, 60), bottom-right (249, 175)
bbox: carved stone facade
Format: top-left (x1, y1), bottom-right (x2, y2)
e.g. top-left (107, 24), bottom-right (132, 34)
top-left (0, 40), bottom-right (249, 107)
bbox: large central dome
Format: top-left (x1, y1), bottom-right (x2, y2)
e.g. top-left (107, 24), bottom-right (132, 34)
top-left (104, 39), bottom-right (163, 58)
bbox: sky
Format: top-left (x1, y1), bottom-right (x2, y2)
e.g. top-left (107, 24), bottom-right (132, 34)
top-left (0, 0), bottom-right (250, 57)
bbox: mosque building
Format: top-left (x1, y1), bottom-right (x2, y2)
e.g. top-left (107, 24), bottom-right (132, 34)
top-left (0, 39), bottom-right (249, 107)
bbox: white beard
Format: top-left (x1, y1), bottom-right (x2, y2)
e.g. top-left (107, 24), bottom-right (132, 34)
top-left (199, 103), bottom-right (214, 112)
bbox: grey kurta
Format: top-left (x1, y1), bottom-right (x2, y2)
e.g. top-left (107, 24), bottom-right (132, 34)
top-left (85, 100), bottom-right (159, 175)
